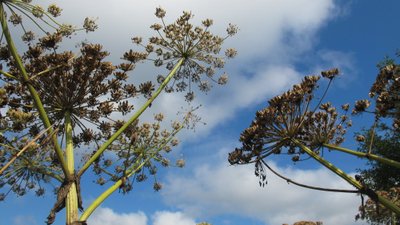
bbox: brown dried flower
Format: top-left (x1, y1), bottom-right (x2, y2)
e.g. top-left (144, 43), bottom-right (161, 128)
top-left (131, 7), bottom-right (237, 101)
top-left (321, 68), bottom-right (339, 80)
top-left (368, 62), bottom-right (400, 128)
top-left (229, 72), bottom-right (348, 165)
top-left (352, 99), bottom-right (371, 114)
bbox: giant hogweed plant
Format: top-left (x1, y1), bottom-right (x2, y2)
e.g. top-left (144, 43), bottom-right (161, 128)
top-left (0, 1), bottom-right (237, 224)
top-left (228, 67), bottom-right (400, 216)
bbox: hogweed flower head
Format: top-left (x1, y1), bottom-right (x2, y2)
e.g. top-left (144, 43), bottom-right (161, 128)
top-left (131, 7), bottom-right (237, 101)
top-left (229, 69), bottom-right (349, 166)
top-left (0, 38), bottom-right (167, 146)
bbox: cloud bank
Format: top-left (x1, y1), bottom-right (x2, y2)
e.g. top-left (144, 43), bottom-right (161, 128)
top-left (88, 208), bottom-right (197, 225)
top-left (162, 160), bottom-right (364, 225)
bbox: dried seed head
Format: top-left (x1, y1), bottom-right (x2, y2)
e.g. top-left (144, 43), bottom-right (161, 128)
top-left (321, 68), bottom-right (339, 79)
top-left (229, 71), bottom-right (346, 166)
top-left (83, 17), bottom-right (98, 32)
top-left (153, 182), bottom-right (162, 191)
top-left (227, 23), bottom-right (239, 36)
top-left (47, 4), bottom-right (62, 17)
top-left (341, 103), bottom-right (350, 111)
top-left (202, 19), bottom-right (213, 27)
top-left (22, 31), bottom-right (35, 42)
top-left (155, 7), bottom-right (166, 18)
top-left (32, 5), bottom-right (44, 18)
top-left (176, 159), bottom-right (185, 168)
top-left (171, 139), bottom-right (179, 146)
top-left (154, 113), bottom-right (164, 121)
top-left (58, 24), bottom-right (75, 37)
top-left (9, 13), bottom-right (22, 25)
top-left (352, 99), bottom-right (371, 114)
top-left (225, 48), bottom-right (237, 58)
top-left (356, 135), bottom-right (365, 142)
top-left (130, 8), bottom-right (237, 102)
top-left (132, 36), bottom-right (143, 44)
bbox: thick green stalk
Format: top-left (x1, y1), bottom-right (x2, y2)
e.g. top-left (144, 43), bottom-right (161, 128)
top-left (78, 58), bottom-right (185, 177)
top-left (65, 112), bottom-right (79, 225)
top-left (78, 171), bottom-right (132, 222)
top-left (292, 139), bottom-right (400, 215)
top-left (79, 125), bottom-right (184, 221)
top-left (0, 4), bottom-right (68, 175)
top-left (323, 143), bottom-right (400, 169)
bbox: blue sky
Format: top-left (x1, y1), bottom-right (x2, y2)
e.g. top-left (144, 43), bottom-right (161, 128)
top-left (1, 0), bottom-right (400, 225)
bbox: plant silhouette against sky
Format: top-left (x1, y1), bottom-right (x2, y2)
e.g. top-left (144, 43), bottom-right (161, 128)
top-left (0, 1), bottom-right (237, 224)
top-left (229, 66), bottom-right (400, 217)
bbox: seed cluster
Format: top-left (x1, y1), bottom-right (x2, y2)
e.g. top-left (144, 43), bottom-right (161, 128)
top-left (132, 7), bottom-right (237, 101)
top-left (0, 37), bottom-right (157, 144)
top-left (369, 64), bottom-right (400, 130)
top-left (91, 114), bottom-right (184, 193)
top-left (228, 69), bottom-right (348, 165)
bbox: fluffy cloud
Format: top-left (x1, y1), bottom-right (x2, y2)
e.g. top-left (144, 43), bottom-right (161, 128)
top-left (153, 211), bottom-right (197, 225)
top-left (88, 208), bottom-right (147, 225)
top-left (162, 159), bottom-right (364, 225)
top-left (55, 0), bottom-right (336, 59)
top-left (88, 208), bottom-right (197, 225)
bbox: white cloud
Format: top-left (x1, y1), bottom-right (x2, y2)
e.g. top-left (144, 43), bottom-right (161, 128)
top-left (316, 50), bottom-right (358, 86)
top-left (88, 208), bottom-right (147, 225)
top-left (88, 208), bottom-right (199, 225)
top-left (153, 211), bottom-right (197, 225)
top-left (162, 158), bottom-right (364, 225)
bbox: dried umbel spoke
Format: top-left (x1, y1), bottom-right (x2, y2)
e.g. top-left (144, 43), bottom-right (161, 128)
top-left (131, 7), bottom-right (237, 101)
top-left (0, 0), bottom-right (97, 42)
top-left (90, 113), bottom-right (184, 193)
top-left (228, 69), bottom-right (347, 165)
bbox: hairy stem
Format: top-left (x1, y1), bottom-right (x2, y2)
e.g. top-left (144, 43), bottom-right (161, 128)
top-left (0, 4), bottom-right (68, 175)
top-left (292, 139), bottom-right (400, 215)
top-left (323, 143), bottom-right (400, 169)
top-left (78, 58), bottom-right (185, 177)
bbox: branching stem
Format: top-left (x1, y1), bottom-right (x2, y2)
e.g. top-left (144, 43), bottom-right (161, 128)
top-left (79, 124), bottom-right (184, 222)
top-left (323, 143), bottom-right (400, 169)
top-left (77, 58), bottom-right (185, 177)
top-left (292, 138), bottom-right (400, 215)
